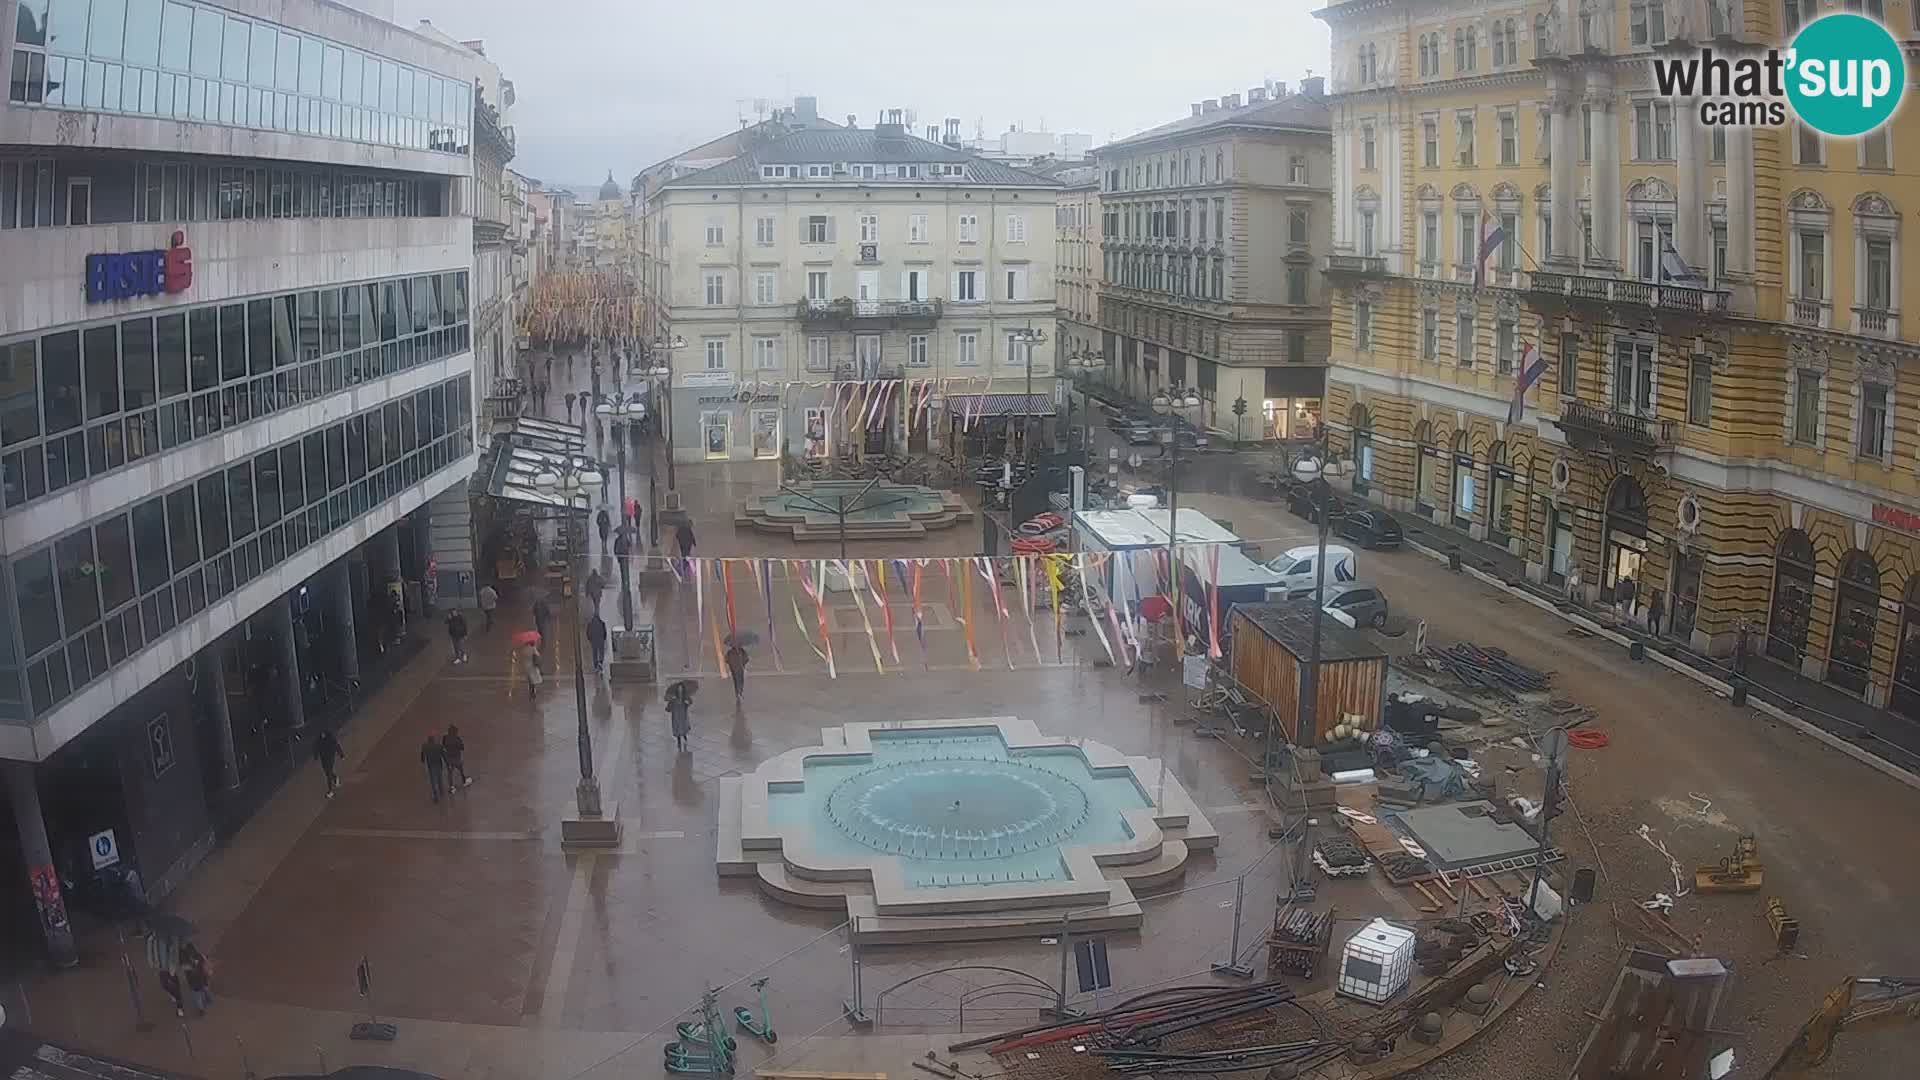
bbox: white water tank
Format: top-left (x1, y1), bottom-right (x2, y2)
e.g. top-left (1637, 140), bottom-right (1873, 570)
top-left (1338, 918), bottom-right (1416, 1003)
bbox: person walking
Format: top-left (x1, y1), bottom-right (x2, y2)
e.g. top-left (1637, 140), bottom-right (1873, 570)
top-left (179, 942), bottom-right (213, 1015)
top-left (523, 643), bottom-right (544, 699)
top-left (532, 595), bottom-right (554, 667)
top-left (587, 612), bottom-right (609, 674)
top-left (667, 684), bottom-right (693, 752)
top-left (624, 494), bottom-right (640, 532)
top-left (585, 568), bottom-right (605, 613)
top-left (443, 724), bottom-right (472, 789)
top-left (544, 355), bottom-right (554, 389)
top-left (420, 731), bottom-right (448, 803)
top-left (478, 583), bottom-right (499, 632)
top-left (446, 608), bottom-right (469, 664)
top-left (596, 506), bottom-right (612, 551)
top-left (314, 728), bottom-right (343, 798)
top-left (1615, 575), bottom-right (1636, 622)
top-left (1648, 590), bottom-right (1666, 638)
top-left (158, 962), bottom-right (186, 1018)
top-left (725, 641), bottom-right (750, 701)
top-left (675, 520), bottom-right (697, 560)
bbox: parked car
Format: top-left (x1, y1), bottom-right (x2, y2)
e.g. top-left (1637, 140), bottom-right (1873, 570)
top-left (1335, 508), bottom-right (1404, 549)
top-left (1321, 582), bottom-right (1390, 628)
top-left (1264, 543), bottom-right (1359, 597)
top-left (1285, 482), bottom-right (1344, 523)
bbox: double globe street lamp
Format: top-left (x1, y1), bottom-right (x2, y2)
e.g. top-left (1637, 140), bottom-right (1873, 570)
top-left (593, 390), bottom-right (647, 628)
top-left (533, 457), bottom-right (621, 844)
top-left (1151, 386), bottom-right (1202, 663)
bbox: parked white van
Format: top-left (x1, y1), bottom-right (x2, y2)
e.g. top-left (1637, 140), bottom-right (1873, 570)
top-left (1264, 544), bottom-right (1359, 598)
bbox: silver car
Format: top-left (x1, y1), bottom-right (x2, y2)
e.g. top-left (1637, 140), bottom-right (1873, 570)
top-left (1322, 582), bottom-right (1390, 628)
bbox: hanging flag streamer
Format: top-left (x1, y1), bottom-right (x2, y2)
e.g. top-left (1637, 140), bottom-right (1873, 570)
top-left (1078, 552), bottom-right (1119, 667)
top-left (811, 561), bottom-right (838, 677)
top-left (784, 560), bottom-right (826, 662)
top-left (693, 558), bottom-right (709, 669)
top-left (1044, 555), bottom-right (1065, 662)
top-left (907, 559), bottom-right (930, 669)
top-left (958, 560), bottom-right (981, 671)
top-left (749, 558), bottom-right (780, 670)
top-left (707, 562), bottom-right (729, 672)
top-left (869, 560), bottom-right (901, 665)
top-left (1207, 545), bottom-right (1223, 661)
top-left (977, 557), bottom-right (1016, 670)
top-left (722, 559), bottom-right (739, 639)
top-left (839, 561), bottom-right (887, 673)
top-left (1016, 556), bottom-right (1043, 665)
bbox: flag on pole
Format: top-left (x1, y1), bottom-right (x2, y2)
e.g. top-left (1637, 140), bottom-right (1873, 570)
top-left (1508, 340), bottom-right (1549, 424)
top-left (1474, 213), bottom-right (1507, 288)
top-left (1659, 234), bottom-right (1707, 287)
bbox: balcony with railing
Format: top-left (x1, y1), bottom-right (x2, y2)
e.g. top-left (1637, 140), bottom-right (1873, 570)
top-left (1526, 271), bottom-right (1733, 316)
top-left (1324, 254), bottom-right (1386, 276)
top-left (1553, 400), bottom-right (1677, 457)
top-left (1791, 296), bottom-right (1830, 327)
top-left (796, 298), bottom-right (943, 328)
top-left (1852, 304), bottom-right (1900, 338)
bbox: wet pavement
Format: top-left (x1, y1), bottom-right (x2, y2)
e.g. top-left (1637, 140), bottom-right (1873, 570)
top-left (12, 359), bottom-right (1915, 1079)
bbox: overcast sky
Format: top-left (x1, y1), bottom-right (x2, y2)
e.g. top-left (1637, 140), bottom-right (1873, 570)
top-left (394, 0), bottom-right (1330, 191)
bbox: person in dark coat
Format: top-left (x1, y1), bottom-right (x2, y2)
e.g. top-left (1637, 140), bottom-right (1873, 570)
top-left (675, 521), bottom-right (697, 560)
top-left (314, 729), bottom-right (343, 798)
top-left (179, 942), bottom-right (213, 1015)
top-left (725, 643), bottom-right (750, 701)
top-left (596, 507), bottom-right (612, 550)
top-left (158, 964), bottom-right (185, 1018)
top-left (420, 732), bottom-right (447, 803)
top-left (666, 685), bottom-right (693, 752)
top-left (1647, 590), bottom-right (1666, 637)
top-left (446, 608), bottom-right (469, 664)
top-left (442, 724), bottom-right (471, 789)
top-left (585, 568), bottom-right (605, 613)
top-left (587, 613), bottom-right (609, 673)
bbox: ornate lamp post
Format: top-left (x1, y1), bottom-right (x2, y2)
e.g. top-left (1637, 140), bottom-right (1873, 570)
top-left (1067, 349), bottom-right (1104, 456)
top-left (647, 334), bottom-right (686, 497)
top-left (537, 456), bottom-right (621, 846)
top-left (1010, 325), bottom-right (1049, 461)
top-left (1152, 386), bottom-right (1202, 663)
top-left (594, 390), bottom-right (644, 627)
top-left (640, 350), bottom-right (674, 549)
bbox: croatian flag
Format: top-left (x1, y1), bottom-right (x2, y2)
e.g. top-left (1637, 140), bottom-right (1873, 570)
top-left (1474, 214), bottom-right (1507, 288)
top-left (1659, 235), bottom-right (1707, 287)
top-left (1508, 341), bottom-right (1548, 424)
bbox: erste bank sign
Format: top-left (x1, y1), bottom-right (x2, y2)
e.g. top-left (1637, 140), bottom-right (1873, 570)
top-left (85, 231), bottom-right (193, 303)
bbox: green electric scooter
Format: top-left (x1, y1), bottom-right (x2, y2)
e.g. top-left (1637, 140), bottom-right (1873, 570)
top-left (666, 988), bottom-right (737, 1075)
top-left (733, 977), bottom-right (777, 1044)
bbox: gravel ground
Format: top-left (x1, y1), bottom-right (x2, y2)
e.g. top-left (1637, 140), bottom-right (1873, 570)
top-left (1177, 489), bottom-right (1920, 1079)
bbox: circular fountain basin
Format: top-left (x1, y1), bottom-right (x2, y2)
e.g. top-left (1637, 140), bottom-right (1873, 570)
top-left (824, 757), bottom-right (1092, 860)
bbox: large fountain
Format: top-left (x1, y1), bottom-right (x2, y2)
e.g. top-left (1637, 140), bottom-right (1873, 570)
top-left (717, 718), bottom-right (1218, 942)
top-left (735, 480), bottom-right (971, 541)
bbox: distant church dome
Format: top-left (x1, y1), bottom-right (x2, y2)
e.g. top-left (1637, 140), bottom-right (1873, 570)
top-left (599, 171), bottom-right (623, 200)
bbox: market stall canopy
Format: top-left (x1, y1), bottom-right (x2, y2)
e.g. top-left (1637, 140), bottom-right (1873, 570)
top-left (481, 441), bottom-right (607, 509)
top-left (944, 394), bottom-right (1056, 418)
top-left (508, 416), bottom-right (587, 456)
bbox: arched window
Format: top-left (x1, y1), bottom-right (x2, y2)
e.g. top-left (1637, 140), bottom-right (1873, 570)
top-left (1830, 549), bottom-right (1882, 694)
top-left (1767, 529), bottom-right (1816, 663)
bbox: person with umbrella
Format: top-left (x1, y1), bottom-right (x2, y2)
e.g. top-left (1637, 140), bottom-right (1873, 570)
top-left (724, 633), bottom-right (756, 701)
top-left (666, 680), bottom-right (695, 752)
top-left (515, 630), bottom-right (543, 699)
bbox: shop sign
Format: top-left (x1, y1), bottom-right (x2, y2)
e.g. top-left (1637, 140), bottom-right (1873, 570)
top-left (85, 231), bottom-right (193, 303)
top-left (696, 392), bottom-right (778, 406)
top-left (1872, 502), bottom-right (1920, 533)
top-left (680, 371), bottom-right (734, 389)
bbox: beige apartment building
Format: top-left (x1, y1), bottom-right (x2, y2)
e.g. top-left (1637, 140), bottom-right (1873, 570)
top-left (1035, 161), bottom-right (1102, 362)
top-left (1094, 82), bottom-right (1332, 443)
top-left (652, 117), bottom-right (1060, 464)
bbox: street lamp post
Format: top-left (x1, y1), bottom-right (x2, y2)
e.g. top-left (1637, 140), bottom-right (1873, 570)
top-left (1153, 387), bottom-right (1202, 665)
top-left (649, 335), bottom-right (686, 494)
top-left (639, 359), bottom-right (672, 549)
top-left (537, 456), bottom-right (621, 847)
top-left (595, 390), bottom-right (643, 627)
top-left (1011, 326), bottom-right (1048, 461)
top-left (1067, 349), bottom-right (1104, 458)
top-left (1286, 428), bottom-right (1335, 768)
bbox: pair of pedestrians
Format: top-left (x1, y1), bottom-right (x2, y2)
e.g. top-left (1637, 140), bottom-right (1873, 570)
top-left (419, 726), bottom-right (474, 803)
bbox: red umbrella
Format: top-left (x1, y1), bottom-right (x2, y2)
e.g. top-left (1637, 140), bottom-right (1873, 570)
top-left (513, 629), bottom-right (543, 647)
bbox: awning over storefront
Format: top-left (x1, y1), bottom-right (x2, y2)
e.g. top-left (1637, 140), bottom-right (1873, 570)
top-left (480, 429), bottom-right (606, 511)
top-left (507, 416), bottom-right (587, 456)
top-left (943, 394), bottom-right (1057, 418)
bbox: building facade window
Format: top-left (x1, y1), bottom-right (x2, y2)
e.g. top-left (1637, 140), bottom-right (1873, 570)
top-left (1456, 313), bottom-right (1474, 367)
top-left (1496, 320), bottom-right (1517, 373)
top-left (703, 272), bottom-right (725, 306)
top-left (755, 214), bottom-right (775, 245)
top-left (806, 337), bottom-right (831, 371)
top-left (752, 336), bottom-right (779, 370)
top-left (955, 270), bottom-right (979, 302)
top-left (1499, 112), bottom-right (1517, 164)
top-left (1688, 357), bottom-right (1713, 425)
top-left (805, 214), bottom-right (830, 243)
top-left (807, 271), bottom-right (830, 302)
top-left (1360, 209), bottom-right (1377, 256)
top-left (1354, 301), bottom-right (1372, 351)
top-left (704, 338), bottom-right (726, 370)
top-left (1005, 213), bottom-right (1027, 243)
top-left (1613, 339), bottom-right (1655, 415)
top-left (1423, 120), bottom-right (1439, 167)
top-left (1630, 0), bottom-right (1668, 45)
top-left (705, 218), bottom-right (724, 246)
top-left (754, 272), bottom-right (776, 306)
top-left (1422, 309), bottom-right (1439, 360)
top-left (1558, 332), bottom-right (1579, 396)
top-left (1456, 113), bottom-right (1476, 164)
top-left (1289, 206), bottom-right (1309, 244)
top-left (858, 214), bottom-right (878, 243)
top-left (1793, 369), bottom-right (1823, 443)
top-left (1859, 382), bottom-right (1891, 459)
top-left (957, 214), bottom-right (978, 242)
top-left (907, 334), bottom-right (929, 367)
top-left (1362, 125), bottom-right (1376, 169)
top-left (955, 332), bottom-right (978, 366)
top-left (909, 213), bottom-right (928, 242)
top-left (1287, 267), bottom-right (1307, 304)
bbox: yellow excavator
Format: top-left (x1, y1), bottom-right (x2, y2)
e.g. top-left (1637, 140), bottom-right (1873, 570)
top-left (1764, 977), bottom-right (1920, 1076)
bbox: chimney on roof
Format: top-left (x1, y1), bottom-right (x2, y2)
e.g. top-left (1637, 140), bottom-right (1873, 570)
top-left (1223, 93), bottom-right (1242, 109)
top-left (1249, 87), bottom-right (1268, 104)
top-left (928, 125), bottom-right (940, 141)
top-left (794, 95), bottom-right (818, 122)
top-left (1202, 99), bottom-right (1219, 112)
top-left (1300, 75), bottom-right (1325, 97)
top-left (876, 108), bottom-right (908, 140)
top-left (1273, 81), bottom-right (1288, 97)
top-left (944, 118), bottom-right (963, 147)
top-left (847, 113), bottom-right (858, 127)
top-left (1191, 103), bottom-right (1203, 116)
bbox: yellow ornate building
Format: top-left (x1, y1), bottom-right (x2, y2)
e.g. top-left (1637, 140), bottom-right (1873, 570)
top-left (1318, 0), bottom-right (1920, 714)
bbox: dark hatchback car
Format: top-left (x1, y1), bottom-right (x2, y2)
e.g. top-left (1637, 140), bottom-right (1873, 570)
top-left (1335, 508), bottom-right (1404, 549)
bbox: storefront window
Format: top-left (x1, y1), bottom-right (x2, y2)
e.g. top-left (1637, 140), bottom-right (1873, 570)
top-left (751, 409), bottom-right (779, 459)
top-left (1767, 529), bottom-right (1815, 664)
top-left (702, 410), bottom-right (730, 460)
top-left (1828, 549), bottom-right (1880, 695)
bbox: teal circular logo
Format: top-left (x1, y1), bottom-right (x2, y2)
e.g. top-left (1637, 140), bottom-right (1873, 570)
top-left (1786, 14), bottom-right (1905, 137)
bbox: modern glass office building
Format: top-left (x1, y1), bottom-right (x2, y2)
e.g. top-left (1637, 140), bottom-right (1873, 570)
top-left (0, 0), bottom-right (485, 965)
